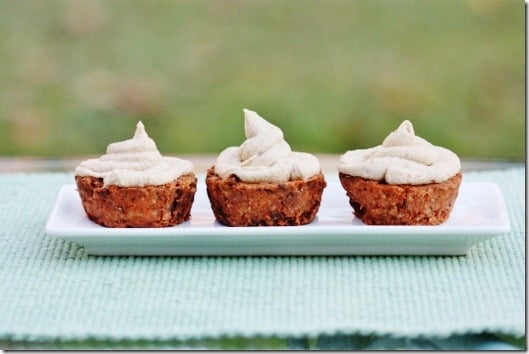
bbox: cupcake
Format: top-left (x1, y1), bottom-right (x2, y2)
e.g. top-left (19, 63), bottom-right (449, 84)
top-left (338, 120), bottom-right (462, 225)
top-left (206, 109), bottom-right (326, 226)
top-left (75, 121), bottom-right (197, 228)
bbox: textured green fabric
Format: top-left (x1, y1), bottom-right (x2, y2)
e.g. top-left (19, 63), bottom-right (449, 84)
top-left (0, 169), bottom-right (524, 343)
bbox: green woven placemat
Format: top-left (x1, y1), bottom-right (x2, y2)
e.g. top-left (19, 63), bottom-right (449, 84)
top-left (0, 169), bottom-right (524, 344)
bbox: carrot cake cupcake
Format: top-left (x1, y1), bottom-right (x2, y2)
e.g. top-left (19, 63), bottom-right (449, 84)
top-left (75, 121), bottom-right (196, 228)
top-left (338, 120), bottom-right (462, 225)
top-left (206, 109), bottom-right (326, 226)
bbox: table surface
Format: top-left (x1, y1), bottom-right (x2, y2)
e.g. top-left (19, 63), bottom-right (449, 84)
top-left (0, 155), bottom-right (525, 350)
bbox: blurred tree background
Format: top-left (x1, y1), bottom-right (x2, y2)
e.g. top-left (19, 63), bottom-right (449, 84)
top-left (0, 0), bottom-right (524, 159)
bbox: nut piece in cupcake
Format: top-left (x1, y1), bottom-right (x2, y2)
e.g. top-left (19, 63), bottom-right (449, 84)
top-left (338, 120), bottom-right (462, 225)
top-left (206, 109), bottom-right (326, 227)
top-left (74, 121), bottom-right (197, 228)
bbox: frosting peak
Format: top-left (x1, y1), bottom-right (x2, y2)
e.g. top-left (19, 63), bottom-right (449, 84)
top-left (75, 121), bottom-right (193, 187)
top-left (239, 109), bottom-right (290, 165)
top-left (338, 120), bottom-right (461, 185)
top-left (215, 109), bottom-right (321, 183)
top-left (132, 121), bottom-right (149, 140)
top-left (104, 121), bottom-right (161, 158)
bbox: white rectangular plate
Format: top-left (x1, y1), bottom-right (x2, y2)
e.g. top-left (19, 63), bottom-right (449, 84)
top-left (45, 177), bottom-right (510, 256)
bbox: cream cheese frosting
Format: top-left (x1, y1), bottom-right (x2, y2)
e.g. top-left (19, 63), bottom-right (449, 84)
top-left (75, 121), bottom-right (194, 187)
top-left (214, 109), bottom-right (321, 183)
top-left (338, 120), bottom-right (461, 185)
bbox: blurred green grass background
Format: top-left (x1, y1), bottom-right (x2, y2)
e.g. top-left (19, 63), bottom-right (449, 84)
top-left (0, 0), bottom-right (524, 159)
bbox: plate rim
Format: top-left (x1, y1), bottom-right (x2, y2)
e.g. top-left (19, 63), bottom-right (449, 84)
top-left (45, 181), bottom-right (510, 239)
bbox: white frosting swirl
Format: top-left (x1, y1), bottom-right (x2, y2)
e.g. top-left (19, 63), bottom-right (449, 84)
top-left (214, 109), bottom-right (321, 183)
top-left (338, 120), bottom-right (461, 185)
top-left (75, 121), bottom-right (194, 187)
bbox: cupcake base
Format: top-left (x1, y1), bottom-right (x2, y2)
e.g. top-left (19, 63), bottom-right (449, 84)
top-left (75, 174), bottom-right (197, 228)
top-left (339, 172), bottom-right (462, 225)
top-left (206, 167), bottom-right (326, 226)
